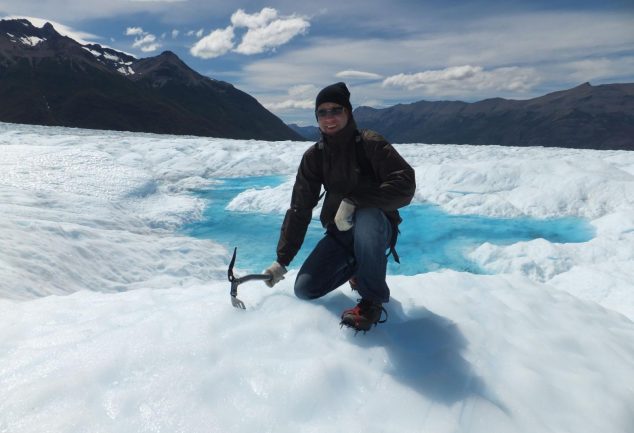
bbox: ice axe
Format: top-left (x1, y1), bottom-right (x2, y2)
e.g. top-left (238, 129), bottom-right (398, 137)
top-left (227, 247), bottom-right (272, 309)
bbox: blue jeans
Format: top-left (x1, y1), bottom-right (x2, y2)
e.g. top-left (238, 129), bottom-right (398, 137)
top-left (294, 208), bottom-right (392, 303)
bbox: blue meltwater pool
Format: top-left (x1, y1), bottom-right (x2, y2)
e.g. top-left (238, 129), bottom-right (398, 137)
top-left (183, 176), bottom-right (594, 275)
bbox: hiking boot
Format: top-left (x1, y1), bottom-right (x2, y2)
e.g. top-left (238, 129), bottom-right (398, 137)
top-left (340, 299), bottom-right (387, 332)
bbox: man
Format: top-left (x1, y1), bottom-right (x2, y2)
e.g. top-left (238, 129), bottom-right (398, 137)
top-left (264, 82), bottom-right (416, 332)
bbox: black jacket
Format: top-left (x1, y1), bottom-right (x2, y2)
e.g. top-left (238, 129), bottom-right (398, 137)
top-left (276, 119), bottom-right (416, 266)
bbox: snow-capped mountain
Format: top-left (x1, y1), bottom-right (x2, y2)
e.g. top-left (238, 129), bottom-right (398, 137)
top-left (0, 18), bottom-right (301, 141)
top-left (80, 43), bottom-right (137, 76)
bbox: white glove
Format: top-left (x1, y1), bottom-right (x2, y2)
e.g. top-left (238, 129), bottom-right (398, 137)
top-left (264, 261), bottom-right (287, 287)
top-left (334, 199), bottom-right (355, 231)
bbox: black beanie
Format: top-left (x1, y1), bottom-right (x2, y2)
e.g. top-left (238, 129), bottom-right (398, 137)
top-left (315, 82), bottom-right (352, 112)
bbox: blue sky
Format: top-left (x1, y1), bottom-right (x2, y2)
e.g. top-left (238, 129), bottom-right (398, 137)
top-left (2, 0), bottom-right (633, 125)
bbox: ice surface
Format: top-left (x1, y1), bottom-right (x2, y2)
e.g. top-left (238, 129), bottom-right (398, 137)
top-left (1, 122), bottom-right (633, 433)
top-left (200, 177), bottom-right (594, 275)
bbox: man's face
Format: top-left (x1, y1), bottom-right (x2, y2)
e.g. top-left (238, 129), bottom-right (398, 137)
top-left (316, 102), bottom-right (349, 135)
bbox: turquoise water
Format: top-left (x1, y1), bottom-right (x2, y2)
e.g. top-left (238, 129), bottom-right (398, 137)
top-left (183, 176), bottom-right (595, 275)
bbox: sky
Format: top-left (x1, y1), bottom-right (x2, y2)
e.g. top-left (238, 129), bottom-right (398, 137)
top-left (1, 0), bottom-right (633, 125)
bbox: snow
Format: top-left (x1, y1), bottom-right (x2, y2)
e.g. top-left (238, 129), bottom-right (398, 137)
top-left (1, 121), bottom-right (633, 433)
top-left (19, 35), bottom-right (44, 46)
top-left (81, 46), bottom-right (102, 57)
top-left (80, 47), bottom-right (136, 75)
top-left (102, 52), bottom-right (124, 62)
top-left (117, 65), bottom-right (135, 75)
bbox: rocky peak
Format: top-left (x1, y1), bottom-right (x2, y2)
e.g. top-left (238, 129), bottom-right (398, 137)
top-left (40, 22), bottom-right (62, 39)
top-left (130, 50), bottom-right (209, 87)
top-left (0, 18), bottom-right (61, 42)
top-left (157, 50), bottom-right (179, 60)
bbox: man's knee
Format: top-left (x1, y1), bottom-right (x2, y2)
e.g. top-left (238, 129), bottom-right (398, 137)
top-left (294, 274), bottom-right (319, 300)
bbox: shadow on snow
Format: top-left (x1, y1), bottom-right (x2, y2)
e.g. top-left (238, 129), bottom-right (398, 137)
top-left (316, 293), bottom-right (509, 413)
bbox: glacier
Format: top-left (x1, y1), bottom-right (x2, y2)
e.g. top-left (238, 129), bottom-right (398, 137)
top-left (1, 121), bottom-right (633, 433)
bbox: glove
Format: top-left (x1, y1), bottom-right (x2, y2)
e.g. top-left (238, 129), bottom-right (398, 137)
top-left (334, 199), bottom-right (355, 231)
top-left (264, 261), bottom-right (287, 287)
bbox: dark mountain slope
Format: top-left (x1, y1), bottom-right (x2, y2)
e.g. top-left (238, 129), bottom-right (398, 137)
top-left (0, 19), bottom-right (301, 140)
top-left (354, 83), bottom-right (634, 150)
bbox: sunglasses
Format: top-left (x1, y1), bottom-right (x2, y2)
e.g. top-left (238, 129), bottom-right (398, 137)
top-left (316, 106), bottom-right (345, 118)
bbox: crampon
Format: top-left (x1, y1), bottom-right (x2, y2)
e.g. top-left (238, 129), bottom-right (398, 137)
top-left (340, 299), bottom-right (388, 334)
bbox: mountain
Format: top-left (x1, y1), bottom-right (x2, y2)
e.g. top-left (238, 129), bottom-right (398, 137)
top-left (0, 19), bottom-right (302, 141)
top-left (353, 83), bottom-right (634, 150)
top-left (287, 123), bottom-right (319, 141)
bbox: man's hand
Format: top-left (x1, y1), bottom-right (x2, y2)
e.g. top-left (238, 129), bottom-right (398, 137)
top-left (334, 199), bottom-right (355, 231)
top-left (264, 261), bottom-right (287, 287)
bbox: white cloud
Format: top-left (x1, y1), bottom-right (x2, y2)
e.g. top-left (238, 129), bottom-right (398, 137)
top-left (234, 39), bottom-right (426, 90)
top-left (132, 33), bottom-right (155, 46)
top-left (234, 15), bottom-right (310, 55)
top-left (126, 27), bottom-right (161, 53)
top-left (190, 8), bottom-right (310, 59)
top-left (231, 7), bottom-right (278, 29)
top-left (141, 44), bottom-right (161, 52)
top-left (171, 29), bottom-right (179, 39)
top-left (561, 56), bottom-right (634, 83)
top-left (336, 70), bottom-right (383, 80)
top-left (288, 84), bottom-right (317, 98)
top-left (265, 99), bottom-right (314, 111)
top-left (125, 27), bottom-right (144, 36)
top-left (382, 65), bottom-right (482, 89)
top-left (190, 26), bottom-right (234, 59)
top-left (263, 84), bottom-right (317, 112)
top-left (382, 65), bottom-right (541, 94)
top-left (195, 28), bottom-right (204, 38)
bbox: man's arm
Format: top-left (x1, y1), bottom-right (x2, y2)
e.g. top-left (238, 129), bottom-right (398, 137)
top-left (276, 147), bottom-right (323, 267)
